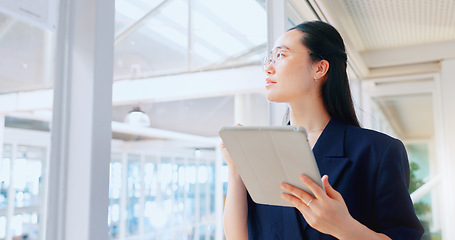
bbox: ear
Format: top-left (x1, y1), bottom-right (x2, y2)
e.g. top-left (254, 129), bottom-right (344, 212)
top-left (314, 59), bottom-right (329, 81)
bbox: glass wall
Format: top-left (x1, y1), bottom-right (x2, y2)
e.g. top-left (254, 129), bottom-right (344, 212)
top-left (0, 130), bottom-right (222, 240)
top-left (108, 146), bottom-right (217, 240)
top-left (406, 142), bottom-right (441, 240)
top-left (0, 0), bottom-right (58, 238)
top-left (110, 0), bottom-right (266, 239)
top-left (0, 129), bottom-right (50, 240)
top-left (0, 11), bottom-right (56, 237)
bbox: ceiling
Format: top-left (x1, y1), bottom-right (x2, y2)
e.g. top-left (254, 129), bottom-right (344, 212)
top-left (0, 12), bottom-right (52, 93)
top-left (299, 0), bottom-right (454, 140)
top-left (1, 0), bottom-right (454, 141)
top-left (374, 93), bottom-right (434, 139)
top-left (342, 0), bottom-right (455, 51)
top-left (314, 0), bottom-right (454, 74)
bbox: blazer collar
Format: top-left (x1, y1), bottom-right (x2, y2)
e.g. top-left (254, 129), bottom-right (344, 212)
top-left (312, 118), bottom-right (352, 189)
top-left (297, 118), bottom-right (352, 233)
top-left (312, 117), bottom-right (346, 158)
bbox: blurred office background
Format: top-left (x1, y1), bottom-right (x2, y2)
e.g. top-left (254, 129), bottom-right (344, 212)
top-left (0, 0), bottom-right (454, 239)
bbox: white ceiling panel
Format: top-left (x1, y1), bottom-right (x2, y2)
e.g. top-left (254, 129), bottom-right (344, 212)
top-left (342, 0), bottom-right (455, 51)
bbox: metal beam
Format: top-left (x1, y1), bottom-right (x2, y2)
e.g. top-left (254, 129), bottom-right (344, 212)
top-left (199, 43), bottom-right (266, 71)
top-left (114, 0), bottom-right (173, 46)
top-left (0, 66), bottom-right (265, 113)
top-left (362, 73), bottom-right (437, 98)
top-left (366, 62), bottom-right (440, 79)
top-left (361, 40), bottom-right (455, 68)
top-left (410, 175), bottom-right (441, 202)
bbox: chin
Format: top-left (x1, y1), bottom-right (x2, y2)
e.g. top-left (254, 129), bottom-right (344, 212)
top-left (265, 92), bottom-right (288, 103)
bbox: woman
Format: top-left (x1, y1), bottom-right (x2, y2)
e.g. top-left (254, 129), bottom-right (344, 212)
top-left (222, 21), bottom-right (424, 240)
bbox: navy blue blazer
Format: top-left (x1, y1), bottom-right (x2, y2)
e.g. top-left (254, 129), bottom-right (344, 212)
top-left (247, 118), bottom-right (424, 239)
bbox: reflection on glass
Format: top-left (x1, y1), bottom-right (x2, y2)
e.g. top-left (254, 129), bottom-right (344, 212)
top-left (1, 145), bottom-right (12, 209)
top-left (0, 216), bottom-right (5, 239)
top-left (144, 160), bottom-right (156, 234)
top-left (14, 145), bottom-right (45, 209)
top-left (406, 143), bottom-right (441, 240)
top-left (11, 213), bottom-right (39, 240)
top-left (158, 158), bottom-right (173, 233)
top-left (1, 143), bottom-right (47, 240)
top-left (414, 191), bottom-right (441, 240)
top-left (126, 154), bottom-right (141, 237)
top-left (108, 149), bottom-right (217, 239)
top-left (13, 158), bottom-right (42, 208)
top-left (407, 143), bottom-right (431, 183)
top-left (109, 158), bottom-right (122, 239)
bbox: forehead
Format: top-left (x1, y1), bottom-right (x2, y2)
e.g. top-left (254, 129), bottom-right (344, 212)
top-left (272, 29), bottom-right (307, 51)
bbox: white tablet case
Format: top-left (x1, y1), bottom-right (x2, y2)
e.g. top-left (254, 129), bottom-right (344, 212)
top-left (219, 126), bottom-right (323, 207)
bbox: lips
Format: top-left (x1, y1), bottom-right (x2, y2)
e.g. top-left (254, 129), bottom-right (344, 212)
top-left (265, 78), bottom-right (276, 87)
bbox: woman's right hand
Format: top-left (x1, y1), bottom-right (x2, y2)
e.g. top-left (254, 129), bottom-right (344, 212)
top-left (222, 125), bottom-right (248, 240)
top-left (220, 141), bottom-right (235, 168)
top-left (220, 123), bottom-right (243, 169)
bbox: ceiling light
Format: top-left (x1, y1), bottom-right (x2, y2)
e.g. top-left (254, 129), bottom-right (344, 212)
top-left (124, 107), bottom-right (150, 127)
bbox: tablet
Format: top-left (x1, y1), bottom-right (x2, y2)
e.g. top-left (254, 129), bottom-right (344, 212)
top-left (219, 126), bottom-right (323, 207)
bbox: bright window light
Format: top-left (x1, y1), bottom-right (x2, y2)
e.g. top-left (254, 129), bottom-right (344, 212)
top-left (12, 215), bottom-right (23, 236)
top-left (198, 165), bottom-right (208, 183)
top-left (0, 217), bottom-right (5, 238)
top-left (147, 202), bottom-right (168, 228)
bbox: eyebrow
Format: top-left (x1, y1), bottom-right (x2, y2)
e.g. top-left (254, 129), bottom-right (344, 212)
top-left (270, 45), bottom-right (291, 53)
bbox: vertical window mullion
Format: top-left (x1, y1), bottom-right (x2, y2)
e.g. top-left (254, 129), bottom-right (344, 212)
top-left (5, 142), bottom-right (17, 240)
top-left (119, 151), bottom-right (128, 239)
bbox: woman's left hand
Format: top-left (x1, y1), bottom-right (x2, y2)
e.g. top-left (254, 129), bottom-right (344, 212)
top-left (280, 174), bottom-right (354, 238)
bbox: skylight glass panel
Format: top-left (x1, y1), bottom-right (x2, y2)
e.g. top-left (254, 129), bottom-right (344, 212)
top-left (192, 0), bottom-right (266, 69)
top-left (114, 0), bottom-right (266, 79)
top-left (115, 0), bottom-right (164, 34)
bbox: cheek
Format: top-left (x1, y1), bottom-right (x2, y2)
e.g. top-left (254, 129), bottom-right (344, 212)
top-left (282, 69), bottom-right (312, 91)
top-left (266, 75), bottom-right (311, 102)
top-left (283, 60), bottom-right (312, 80)
top-left (266, 62), bottom-right (315, 102)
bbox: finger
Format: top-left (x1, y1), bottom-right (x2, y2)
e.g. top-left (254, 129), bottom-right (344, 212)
top-left (281, 192), bottom-right (307, 208)
top-left (220, 141), bottom-right (236, 167)
top-left (280, 183), bottom-right (313, 204)
top-left (300, 174), bottom-right (327, 200)
top-left (322, 175), bottom-right (342, 200)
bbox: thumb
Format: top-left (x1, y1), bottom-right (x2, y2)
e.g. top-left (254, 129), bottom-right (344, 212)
top-left (322, 175), bottom-right (342, 200)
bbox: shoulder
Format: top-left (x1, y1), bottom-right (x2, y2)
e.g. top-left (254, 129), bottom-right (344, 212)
top-left (339, 123), bottom-right (408, 167)
top-left (344, 124), bottom-right (403, 151)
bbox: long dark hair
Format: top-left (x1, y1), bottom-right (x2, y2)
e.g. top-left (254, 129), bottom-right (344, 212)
top-left (289, 21), bottom-right (360, 127)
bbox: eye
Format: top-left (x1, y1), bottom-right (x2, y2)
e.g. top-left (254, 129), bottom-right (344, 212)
top-left (274, 50), bottom-right (285, 60)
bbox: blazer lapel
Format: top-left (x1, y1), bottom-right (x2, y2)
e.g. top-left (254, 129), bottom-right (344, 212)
top-left (318, 157), bottom-right (351, 187)
top-left (312, 118), bottom-right (352, 186)
top-left (299, 118), bottom-right (352, 232)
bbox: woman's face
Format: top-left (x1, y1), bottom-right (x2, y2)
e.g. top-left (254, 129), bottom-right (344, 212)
top-left (264, 29), bottom-right (319, 103)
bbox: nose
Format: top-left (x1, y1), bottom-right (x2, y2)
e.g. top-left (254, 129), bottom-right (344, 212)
top-left (265, 62), bottom-right (275, 75)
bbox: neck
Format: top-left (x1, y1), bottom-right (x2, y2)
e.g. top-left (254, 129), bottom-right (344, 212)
top-left (289, 96), bottom-right (331, 133)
